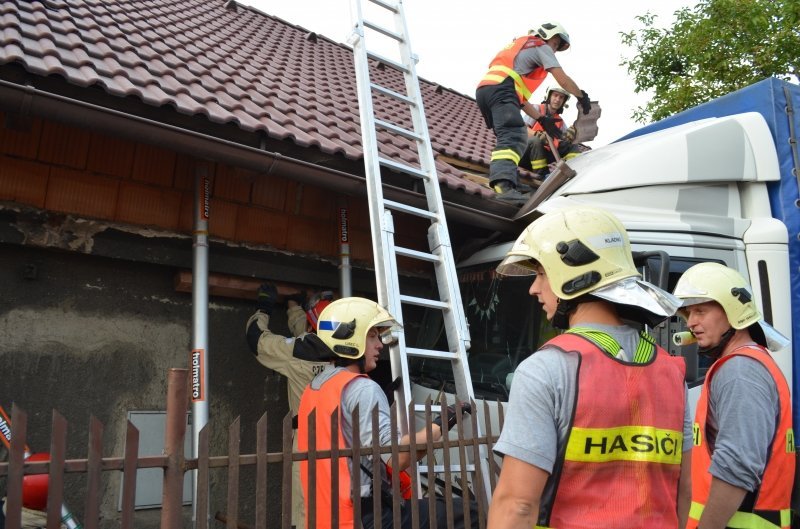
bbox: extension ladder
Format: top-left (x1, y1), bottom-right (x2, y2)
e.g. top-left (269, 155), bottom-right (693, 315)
top-left (348, 0), bottom-right (491, 504)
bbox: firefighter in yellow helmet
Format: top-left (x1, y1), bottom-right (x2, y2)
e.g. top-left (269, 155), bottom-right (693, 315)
top-left (487, 206), bottom-right (691, 529)
top-left (673, 263), bottom-right (793, 529)
top-left (297, 298), bottom-right (476, 529)
top-left (476, 22), bottom-right (591, 204)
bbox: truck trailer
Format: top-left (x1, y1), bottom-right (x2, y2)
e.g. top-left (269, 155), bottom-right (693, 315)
top-left (411, 77), bottom-right (800, 504)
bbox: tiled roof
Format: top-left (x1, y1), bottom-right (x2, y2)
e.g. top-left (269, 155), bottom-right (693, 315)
top-left (0, 0), bottom-right (496, 198)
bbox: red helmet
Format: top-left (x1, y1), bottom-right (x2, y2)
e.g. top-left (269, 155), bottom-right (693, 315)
top-left (306, 291), bottom-right (334, 331)
top-left (22, 452), bottom-right (50, 510)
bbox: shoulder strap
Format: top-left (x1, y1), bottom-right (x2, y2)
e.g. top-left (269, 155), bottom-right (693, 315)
top-left (567, 327), bottom-right (655, 363)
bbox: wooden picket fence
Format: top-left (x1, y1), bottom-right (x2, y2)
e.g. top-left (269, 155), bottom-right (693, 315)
top-left (0, 368), bottom-right (504, 529)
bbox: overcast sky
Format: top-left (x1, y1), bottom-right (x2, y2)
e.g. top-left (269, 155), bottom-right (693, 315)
top-left (240, 0), bottom-right (696, 147)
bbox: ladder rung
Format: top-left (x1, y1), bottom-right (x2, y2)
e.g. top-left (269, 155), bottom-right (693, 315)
top-left (400, 294), bottom-right (448, 310)
top-left (419, 464), bottom-right (476, 473)
top-left (366, 51), bottom-right (409, 73)
top-left (405, 346), bottom-right (457, 360)
top-left (371, 83), bottom-right (415, 106)
top-left (378, 157), bottom-right (428, 179)
top-left (383, 199), bottom-right (438, 220)
top-left (375, 119), bottom-right (422, 141)
top-left (363, 19), bottom-right (403, 42)
top-left (413, 403), bottom-right (443, 413)
top-left (367, 0), bottom-right (398, 13)
top-left (395, 246), bottom-right (438, 263)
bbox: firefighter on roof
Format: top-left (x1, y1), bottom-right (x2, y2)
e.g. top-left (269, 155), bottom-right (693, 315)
top-left (522, 86), bottom-right (584, 179)
top-left (488, 206), bottom-right (692, 529)
top-left (476, 22), bottom-right (591, 204)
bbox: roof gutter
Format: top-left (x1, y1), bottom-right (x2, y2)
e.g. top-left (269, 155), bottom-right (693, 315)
top-left (0, 79), bottom-right (517, 234)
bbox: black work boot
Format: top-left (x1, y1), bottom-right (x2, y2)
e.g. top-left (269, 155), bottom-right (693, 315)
top-left (492, 180), bottom-right (530, 205)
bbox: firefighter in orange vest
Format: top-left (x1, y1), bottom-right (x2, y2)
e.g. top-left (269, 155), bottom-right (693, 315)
top-left (476, 22), bottom-right (591, 204)
top-left (489, 206), bottom-right (692, 529)
top-left (673, 263), bottom-right (794, 529)
top-left (297, 297), bottom-right (477, 529)
top-left (522, 87), bottom-right (584, 179)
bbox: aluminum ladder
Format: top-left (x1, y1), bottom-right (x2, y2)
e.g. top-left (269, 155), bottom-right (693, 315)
top-left (348, 0), bottom-right (491, 505)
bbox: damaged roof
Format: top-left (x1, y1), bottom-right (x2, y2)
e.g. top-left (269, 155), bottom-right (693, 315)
top-left (0, 0), bottom-right (496, 198)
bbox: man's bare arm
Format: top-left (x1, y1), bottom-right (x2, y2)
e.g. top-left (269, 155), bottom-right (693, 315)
top-left (487, 456), bottom-right (548, 529)
top-left (698, 477), bottom-right (747, 529)
top-left (547, 67), bottom-right (583, 99)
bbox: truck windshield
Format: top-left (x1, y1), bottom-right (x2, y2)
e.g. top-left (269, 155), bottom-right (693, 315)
top-left (409, 264), bottom-right (556, 402)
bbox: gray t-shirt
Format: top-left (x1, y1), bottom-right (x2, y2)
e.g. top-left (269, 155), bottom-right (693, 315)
top-left (310, 366), bottom-right (396, 497)
top-left (513, 44), bottom-right (560, 77)
top-left (495, 324), bottom-right (692, 507)
top-left (705, 354), bottom-right (780, 491)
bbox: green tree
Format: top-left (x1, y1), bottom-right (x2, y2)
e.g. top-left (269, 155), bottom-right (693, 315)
top-left (621, 0), bottom-right (800, 123)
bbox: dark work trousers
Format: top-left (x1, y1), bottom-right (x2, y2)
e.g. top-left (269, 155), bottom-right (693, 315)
top-left (360, 496), bottom-right (479, 529)
top-left (522, 135), bottom-right (582, 174)
top-left (476, 77), bottom-right (527, 188)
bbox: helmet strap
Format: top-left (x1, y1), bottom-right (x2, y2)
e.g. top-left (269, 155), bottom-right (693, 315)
top-left (698, 327), bottom-right (735, 359)
top-left (552, 296), bottom-right (579, 330)
top-left (553, 294), bottom-right (599, 329)
top-left (333, 355), bottom-right (368, 373)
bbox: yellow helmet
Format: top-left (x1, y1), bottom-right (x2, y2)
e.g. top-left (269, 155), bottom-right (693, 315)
top-left (317, 297), bottom-right (400, 359)
top-left (496, 206), bottom-right (640, 299)
top-left (673, 262), bottom-right (761, 329)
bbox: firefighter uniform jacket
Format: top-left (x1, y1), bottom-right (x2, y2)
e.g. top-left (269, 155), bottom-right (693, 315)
top-left (540, 333), bottom-right (686, 529)
top-left (477, 35), bottom-right (548, 104)
top-left (688, 345), bottom-right (794, 529)
top-left (298, 369), bottom-right (365, 529)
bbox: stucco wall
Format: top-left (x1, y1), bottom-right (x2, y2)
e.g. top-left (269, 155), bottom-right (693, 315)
top-left (0, 243), bottom-right (293, 528)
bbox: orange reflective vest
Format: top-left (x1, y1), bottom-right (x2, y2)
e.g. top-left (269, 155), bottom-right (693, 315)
top-left (529, 103), bottom-right (565, 148)
top-left (540, 333), bottom-right (687, 529)
top-left (477, 35), bottom-right (549, 104)
top-left (298, 369), bottom-right (366, 529)
top-left (688, 345), bottom-right (794, 529)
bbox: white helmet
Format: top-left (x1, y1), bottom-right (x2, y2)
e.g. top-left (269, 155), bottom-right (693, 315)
top-left (546, 86), bottom-right (570, 103)
top-left (533, 22), bottom-right (570, 51)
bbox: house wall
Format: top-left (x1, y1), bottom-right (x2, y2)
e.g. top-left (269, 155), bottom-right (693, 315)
top-left (0, 243), bottom-right (285, 527)
top-left (0, 110), bottom-right (385, 260)
top-left (0, 112), bottom-right (431, 527)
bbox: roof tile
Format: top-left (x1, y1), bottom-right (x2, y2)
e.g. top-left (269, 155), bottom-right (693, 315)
top-left (0, 0), bottom-right (497, 198)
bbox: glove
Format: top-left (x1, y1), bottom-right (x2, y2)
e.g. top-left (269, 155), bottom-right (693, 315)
top-left (285, 291), bottom-right (307, 307)
top-left (578, 90), bottom-right (591, 115)
top-left (536, 116), bottom-right (562, 140)
top-left (432, 401), bottom-right (472, 431)
top-left (562, 126), bottom-right (576, 144)
top-left (256, 283), bottom-right (278, 315)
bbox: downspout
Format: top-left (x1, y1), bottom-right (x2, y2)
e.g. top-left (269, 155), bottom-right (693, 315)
top-left (0, 79), bottom-right (516, 234)
top-left (190, 170), bottom-right (210, 527)
top-left (338, 198), bottom-right (352, 297)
